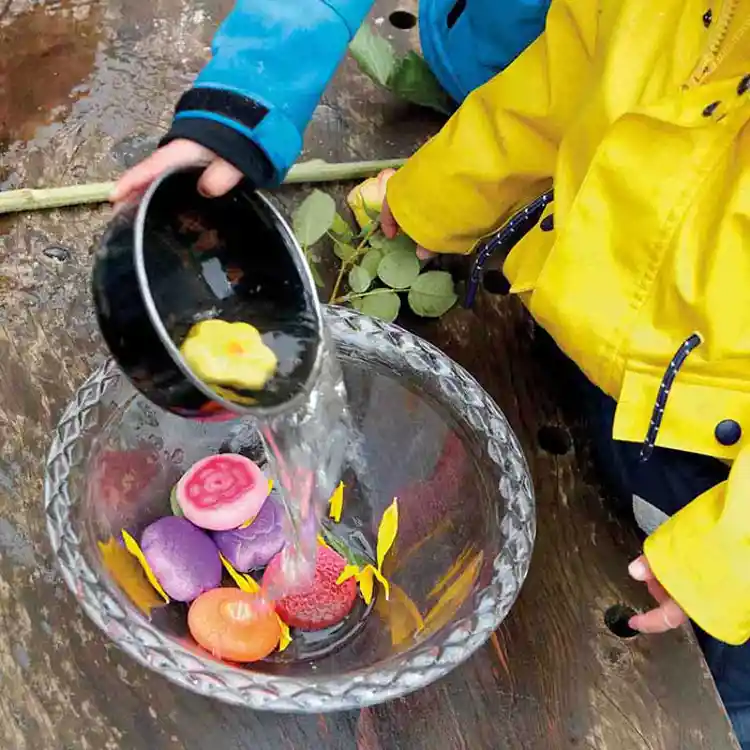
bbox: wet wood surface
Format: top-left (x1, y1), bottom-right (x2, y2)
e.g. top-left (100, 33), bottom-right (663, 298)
top-left (0, 0), bottom-right (741, 748)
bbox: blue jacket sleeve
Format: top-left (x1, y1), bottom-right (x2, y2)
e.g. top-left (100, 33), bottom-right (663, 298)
top-left (163, 0), bottom-right (375, 187)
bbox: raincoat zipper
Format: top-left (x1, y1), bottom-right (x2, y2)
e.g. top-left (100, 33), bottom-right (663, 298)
top-left (687, 0), bottom-right (739, 85)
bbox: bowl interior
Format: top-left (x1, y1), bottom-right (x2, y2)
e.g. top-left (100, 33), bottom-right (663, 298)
top-left (139, 168), bottom-right (321, 409)
top-left (81, 356), bottom-right (503, 677)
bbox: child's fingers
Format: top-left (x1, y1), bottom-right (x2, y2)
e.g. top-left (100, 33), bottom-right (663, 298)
top-left (110, 140), bottom-right (211, 203)
top-left (381, 198), bottom-right (399, 239)
top-left (645, 576), bottom-right (671, 605)
top-left (627, 555), bottom-right (654, 582)
top-left (416, 247), bottom-right (436, 261)
top-left (628, 599), bottom-right (687, 634)
top-left (197, 159), bottom-right (243, 198)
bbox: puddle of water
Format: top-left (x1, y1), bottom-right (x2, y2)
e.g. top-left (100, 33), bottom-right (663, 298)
top-left (0, 0), bottom-right (104, 148)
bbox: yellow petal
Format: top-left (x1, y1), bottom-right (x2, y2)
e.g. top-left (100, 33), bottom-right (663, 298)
top-left (336, 564), bottom-right (361, 586)
top-left (375, 583), bottom-right (424, 647)
top-left (99, 538), bottom-right (163, 615)
top-left (357, 567), bottom-right (375, 605)
top-left (423, 552), bottom-right (484, 636)
top-left (328, 481), bottom-right (344, 523)
top-left (372, 566), bottom-right (391, 601)
top-left (427, 545), bottom-right (474, 600)
top-left (220, 553), bottom-right (253, 593)
top-left (376, 498), bottom-right (399, 570)
top-left (277, 618), bottom-right (292, 652)
top-left (121, 530), bottom-right (170, 603)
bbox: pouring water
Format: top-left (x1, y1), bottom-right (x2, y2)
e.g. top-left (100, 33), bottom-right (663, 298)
top-left (91, 165), bottom-right (351, 592)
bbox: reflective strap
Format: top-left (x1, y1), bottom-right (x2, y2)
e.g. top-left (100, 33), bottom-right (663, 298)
top-left (464, 189), bottom-right (554, 307)
top-left (639, 333), bottom-right (703, 462)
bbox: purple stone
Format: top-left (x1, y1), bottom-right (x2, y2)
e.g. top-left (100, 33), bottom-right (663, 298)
top-left (211, 492), bottom-right (285, 572)
top-left (141, 516), bottom-right (222, 602)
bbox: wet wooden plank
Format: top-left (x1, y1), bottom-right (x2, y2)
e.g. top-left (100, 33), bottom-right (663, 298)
top-left (0, 0), bottom-right (740, 748)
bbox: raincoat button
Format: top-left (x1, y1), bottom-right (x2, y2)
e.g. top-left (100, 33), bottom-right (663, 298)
top-left (715, 419), bottom-right (742, 446)
top-left (540, 215), bottom-right (554, 232)
top-left (702, 101), bottom-right (720, 117)
top-left (703, 9), bottom-right (712, 27)
top-left (738, 74), bottom-right (750, 96)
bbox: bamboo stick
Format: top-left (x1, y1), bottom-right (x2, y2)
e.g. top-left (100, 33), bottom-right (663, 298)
top-left (0, 158), bottom-right (407, 216)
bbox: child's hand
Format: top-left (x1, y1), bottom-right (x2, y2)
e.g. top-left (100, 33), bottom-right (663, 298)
top-left (381, 197), bottom-right (436, 261)
top-left (627, 555), bottom-right (688, 633)
top-left (110, 139), bottom-right (243, 209)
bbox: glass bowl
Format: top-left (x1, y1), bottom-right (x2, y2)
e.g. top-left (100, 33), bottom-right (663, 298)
top-left (44, 306), bottom-right (535, 712)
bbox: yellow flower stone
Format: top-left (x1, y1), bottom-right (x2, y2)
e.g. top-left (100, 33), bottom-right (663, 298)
top-left (180, 319), bottom-right (278, 391)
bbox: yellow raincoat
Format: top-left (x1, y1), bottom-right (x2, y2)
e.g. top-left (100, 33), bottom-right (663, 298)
top-left (387, 0), bottom-right (750, 645)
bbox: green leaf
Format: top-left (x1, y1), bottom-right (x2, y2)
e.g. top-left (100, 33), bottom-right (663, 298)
top-left (170, 487), bottom-right (184, 517)
top-left (387, 52), bottom-right (454, 115)
top-left (408, 271), bottom-right (458, 317)
top-left (309, 261), bottom-right (325, 289)
top-left (331, 212), bottom-right (354, 242)
top-left (369, 233), bottom-right (417, 255)
top-left (377, 250), bottom-right (421, 289)
top-left (332, 237), bottom-right (358, 261)
top-left (293, 190), bottom-right (336, 246)
top-left (349, 265), bottom-right (372, 294)
top-left (360, 291), bottom-right (401, 323)
top-left (360, 249), bottom-right (383, 276)
top-left (349, 24), bottom-right (397, 87)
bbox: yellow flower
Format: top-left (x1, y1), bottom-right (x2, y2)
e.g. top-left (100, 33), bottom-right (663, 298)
top-left (328, 481), bottom-right (344, 523)
top-left (346, 169), bottom-right (397, 229)
top-left (99, 537), bottom-right (164, 615)
top-left (336, 499), bottom-right (398, 605)
top-left (121, 530), bottom-right (170, 603)
top-left (180, 319), bottom-right (278, 391)
top-left (220, 554), bottom-right (291, 652)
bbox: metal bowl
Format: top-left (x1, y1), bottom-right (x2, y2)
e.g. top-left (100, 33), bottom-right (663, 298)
top-left (45, 307), bottom-right (535, 712)
top-left (92, 165), bottom-right (323, 420)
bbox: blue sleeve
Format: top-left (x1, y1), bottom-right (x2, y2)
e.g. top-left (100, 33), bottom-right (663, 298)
top-left (164, 0), bottom-right (375, 186)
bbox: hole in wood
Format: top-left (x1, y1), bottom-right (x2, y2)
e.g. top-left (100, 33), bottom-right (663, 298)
top-left (389, 10), bottom-right (418, 29)
top-left (537, 425), bottom-right (571, 455)
top-left (483, 270), bottom-right (511, 295)
top-left (604, 604), bottom-right (639, 639)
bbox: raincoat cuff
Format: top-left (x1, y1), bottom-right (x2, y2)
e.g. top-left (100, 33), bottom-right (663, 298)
top-left (386, 164), bottom-right (476, 256)
top-left (644, 461), bottom-right (750, 645)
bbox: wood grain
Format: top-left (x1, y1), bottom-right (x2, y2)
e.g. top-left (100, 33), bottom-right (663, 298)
top-left (0, 0), bottom-right (739, 748)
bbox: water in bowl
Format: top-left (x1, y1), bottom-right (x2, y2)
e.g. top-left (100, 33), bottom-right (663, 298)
top-left (87, 349), bottom-right (487, 668)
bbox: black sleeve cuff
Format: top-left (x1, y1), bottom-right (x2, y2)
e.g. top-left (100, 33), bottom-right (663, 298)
top-left (161, 117), bottom-right (276, 189)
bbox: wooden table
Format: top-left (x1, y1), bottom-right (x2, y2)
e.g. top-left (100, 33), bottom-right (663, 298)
top-left (0, 0), bottom-right (740, 748)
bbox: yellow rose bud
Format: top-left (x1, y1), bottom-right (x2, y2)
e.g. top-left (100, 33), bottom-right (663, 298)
top-left (346, 168), bottom-right (397, 229)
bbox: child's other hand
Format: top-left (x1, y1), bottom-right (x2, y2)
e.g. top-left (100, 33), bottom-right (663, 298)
top-left (110, 139), bottom-right (243, 209)
top-left (381, 197), bottom-right (436, 261)
top-left (627, 555), bottom-right (688, 633)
